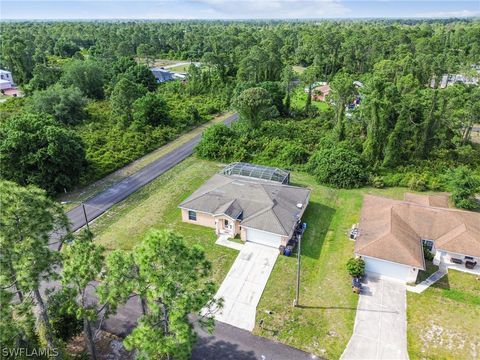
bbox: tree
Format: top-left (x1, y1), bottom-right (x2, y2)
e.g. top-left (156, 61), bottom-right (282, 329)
top-left (301, 66), bottom-right (318, 111)
top-left (0, 113), bottom-right (86, 194)
top-left (281, 65), bottom-right (296, 115)
top-left (103, 229), bottom-right (220, 360)
top-left (61, 60), bottom-right (105, 99)
top-left (195, 124), bottom-right (239, 162)
top-left (110, 77), bottom-right (147, 125)
top-left (61, 230), bottom-right (105, 360)
top-left (308, 143), bottom-right (368, 188)
top-left (132, 92), bottom-right (170, 127)
top-left (125, 64), bottom-right (157, 92)
top-left (346, 258), bottom-right (365, 278)
top-left (0, 180), bottom-right (70, 357)
top-left (447, 166), bottom-right (480, 209)
top-left (329, 71), bottom-right (355, 140)
top-left (27, 84), bottom-right (87, 125)
top-left (27, 63), bottom-right (62, 92)
top-left (233, 87), bottom-right (278, 129)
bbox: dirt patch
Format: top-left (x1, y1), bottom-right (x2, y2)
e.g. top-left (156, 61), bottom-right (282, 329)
top-left (67, 331), bottom-right (133, 359)
top-left (420, 321), bottom-right (479, 358)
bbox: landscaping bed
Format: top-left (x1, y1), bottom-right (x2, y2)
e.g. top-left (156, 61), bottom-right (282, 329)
top-left (407, 270), bottom-right (480, 359)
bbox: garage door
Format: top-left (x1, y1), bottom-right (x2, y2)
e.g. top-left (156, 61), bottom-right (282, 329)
top-left (246, 228), bottom-right (281, 248)
top-left (364, 257), bottom-right (412, 282)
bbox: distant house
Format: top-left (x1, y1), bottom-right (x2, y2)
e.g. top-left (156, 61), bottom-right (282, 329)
top-left (354, 193), bottom-right (480, 283)
top-left (312, 84), bottom-right (330, 102)
top-left (151, 68), bottom-right (174, 83)
top-left (179, 163), bottom-right (310, 249)
top-left (0, 69), bottom-right (13, 90)
top-left (439, 73), bottom-right (479, 88)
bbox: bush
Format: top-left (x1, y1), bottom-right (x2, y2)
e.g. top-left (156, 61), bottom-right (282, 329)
top-left (308, 143), bottom-right (368, 188)
top-left (447, 166), bottom-right (480, 209)
top-left (47, 291), bottom-right (83, 342)
top-left (346, 257), bottom-right (365, 278)
top-left (423, 244), bottom-right (434, 262)
top-left (195, 124), bottom-right (240, 162)
top-left (0, 113), bottom-right (86, 194)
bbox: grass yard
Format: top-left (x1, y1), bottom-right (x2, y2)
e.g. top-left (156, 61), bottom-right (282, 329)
top-left (407, 270), bottom-right (480, 359)
top-left (291, 87), bottom-right (330, 112)
top-left (415, 260), bottom-right (439, 284)
top-left (89, 157), bottom-right (237, 285)
top-left (254, 174), bottom-right (409, 359)
top-left (88, 154), bottom-right (425, 359)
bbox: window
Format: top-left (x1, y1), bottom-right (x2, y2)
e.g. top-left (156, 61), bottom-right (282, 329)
top-left (188, 210), bottom-right (197, 221)
top-left (224, 219), bottom-right (229, 227)
top-left (422, 239), bottom-right (434, 251)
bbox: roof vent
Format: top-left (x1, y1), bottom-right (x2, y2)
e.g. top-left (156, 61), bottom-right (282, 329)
top-left (296, 203), bottom-right (303, 209)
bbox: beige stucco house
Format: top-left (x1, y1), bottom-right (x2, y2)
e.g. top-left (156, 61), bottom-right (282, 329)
top-left (179, 163), bottom-right (310, 248)
top-left (355, 193), bottom-right (480, 283)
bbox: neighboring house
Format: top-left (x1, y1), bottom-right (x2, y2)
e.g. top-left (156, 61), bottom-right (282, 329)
top-left (151, 68), bottom-right (174, 83)
top-left (0, 69), bottom-right (13, 90)
top-left (355, 193), bottom-right (480, 283)
top-left (179, 163), bottom-right (310, 248)
top-left (439, 73), bottom-right (479, 88)
top-left (312, 84), bottom-right (330, 102)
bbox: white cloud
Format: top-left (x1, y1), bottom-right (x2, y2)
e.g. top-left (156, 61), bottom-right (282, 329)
top-left (414, 9), bottom-right (480, 18)
top-left (189, 0), bottom-right (351, 19)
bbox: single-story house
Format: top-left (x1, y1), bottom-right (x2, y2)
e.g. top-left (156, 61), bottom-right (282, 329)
top-left (355, 193), bottom-right (480, 283)
top-left (0, 69), bottom-right (14, 90)
top-left (179, 163), bottom-right (310, 248)
top-left (312, 84), bottom-right (330, 102)
top-left (151, 68), bottom-right (174, 83)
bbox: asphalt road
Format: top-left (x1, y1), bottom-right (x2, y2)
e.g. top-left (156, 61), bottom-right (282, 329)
top-left (65, 113), bottom-right (238, 235)
top-left (58, 112), bottom-right (321, 359)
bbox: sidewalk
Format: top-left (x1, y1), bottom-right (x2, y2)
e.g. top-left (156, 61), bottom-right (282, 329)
top-left (406, 267), bottom-right (447, 294)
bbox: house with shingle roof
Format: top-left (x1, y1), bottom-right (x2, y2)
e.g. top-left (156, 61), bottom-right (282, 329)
top-left (355, 193), bottom-right (480, 282)
top-left (179, 164), bottom-right (310, 248)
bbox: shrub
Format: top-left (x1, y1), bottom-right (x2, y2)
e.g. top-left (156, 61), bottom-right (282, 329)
top-left (447, 166), bottom-right (480, 209)
top-left (308, 143), bottom-right (368, 188)
top-left (408, 173), bottom-right (428, 192)
top-left (195, 124), bottom-right (239, 162)
top-left (346, 257), bottom-right (365, 278)
top-left (47, 291), bottom-right (83, 342)
top-left (423, 244), bottom-right (434, 262)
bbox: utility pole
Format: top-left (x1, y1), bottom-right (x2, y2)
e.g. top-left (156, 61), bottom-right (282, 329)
top-left (294, 232), bottom-right (302, 307)
top-left (294, 223), bottom-right (306, 307)
top-left (61, 201), bottom-right (90, 232)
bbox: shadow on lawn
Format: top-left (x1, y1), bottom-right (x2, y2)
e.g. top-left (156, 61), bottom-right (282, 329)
top-left (301, 201), bottom-right (336, 260)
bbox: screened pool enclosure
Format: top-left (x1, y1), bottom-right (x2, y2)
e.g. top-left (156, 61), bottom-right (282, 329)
top-left (222, 162), bottom-right (290, 184)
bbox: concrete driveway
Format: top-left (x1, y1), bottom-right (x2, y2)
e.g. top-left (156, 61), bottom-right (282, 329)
top-left (341, 276), bottom-right (409, 360)
top-left (212, 242), bottom-right (279, 331)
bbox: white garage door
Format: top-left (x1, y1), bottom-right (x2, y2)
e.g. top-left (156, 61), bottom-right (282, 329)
top-left (246, 228), bottom-right (282, 248)
top-left (364, 257), bottom-right (412, 282)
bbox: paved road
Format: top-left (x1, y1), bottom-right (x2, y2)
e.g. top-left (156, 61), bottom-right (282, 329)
top-left (57, 112), bottom-right (322, 359)
top-left (65, 113), bottom-right (238, 235)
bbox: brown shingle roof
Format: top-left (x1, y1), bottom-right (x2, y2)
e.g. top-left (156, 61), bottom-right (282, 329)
top-left (179, 174), bottom-right (310, 236)
top-left (403, 192), bottom-right (450, 208)
top-left (355, 195), bottom-right (480, 269)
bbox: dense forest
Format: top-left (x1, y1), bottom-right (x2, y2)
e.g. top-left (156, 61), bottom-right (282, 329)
top-left (1, 20), bottom-right (479, 205)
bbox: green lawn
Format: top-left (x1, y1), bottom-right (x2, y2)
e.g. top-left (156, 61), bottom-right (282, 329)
top-left (88, 156), bottom-right (423, 359)
top-left (415, 260), bottom-right (439, 284)
top-left (407, 270), bottom-right (480, 359)
top-left (291, 87), bottom-right (330, 112)
top-left (89, 157), bottom-right (237, 285)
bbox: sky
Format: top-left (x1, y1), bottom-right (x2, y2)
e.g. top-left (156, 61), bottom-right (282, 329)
top-left (1, 0), bottom-right (479, 20)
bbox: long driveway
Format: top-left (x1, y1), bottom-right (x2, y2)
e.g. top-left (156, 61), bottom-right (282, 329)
top-left (212, 242), bottom-right (279, 331)
top-left (64, 113), bottom-right (238, 236)
top-left (48, 112), bottom-right (322, 358)
top-left (341, 276), bottom-right (409, 360)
